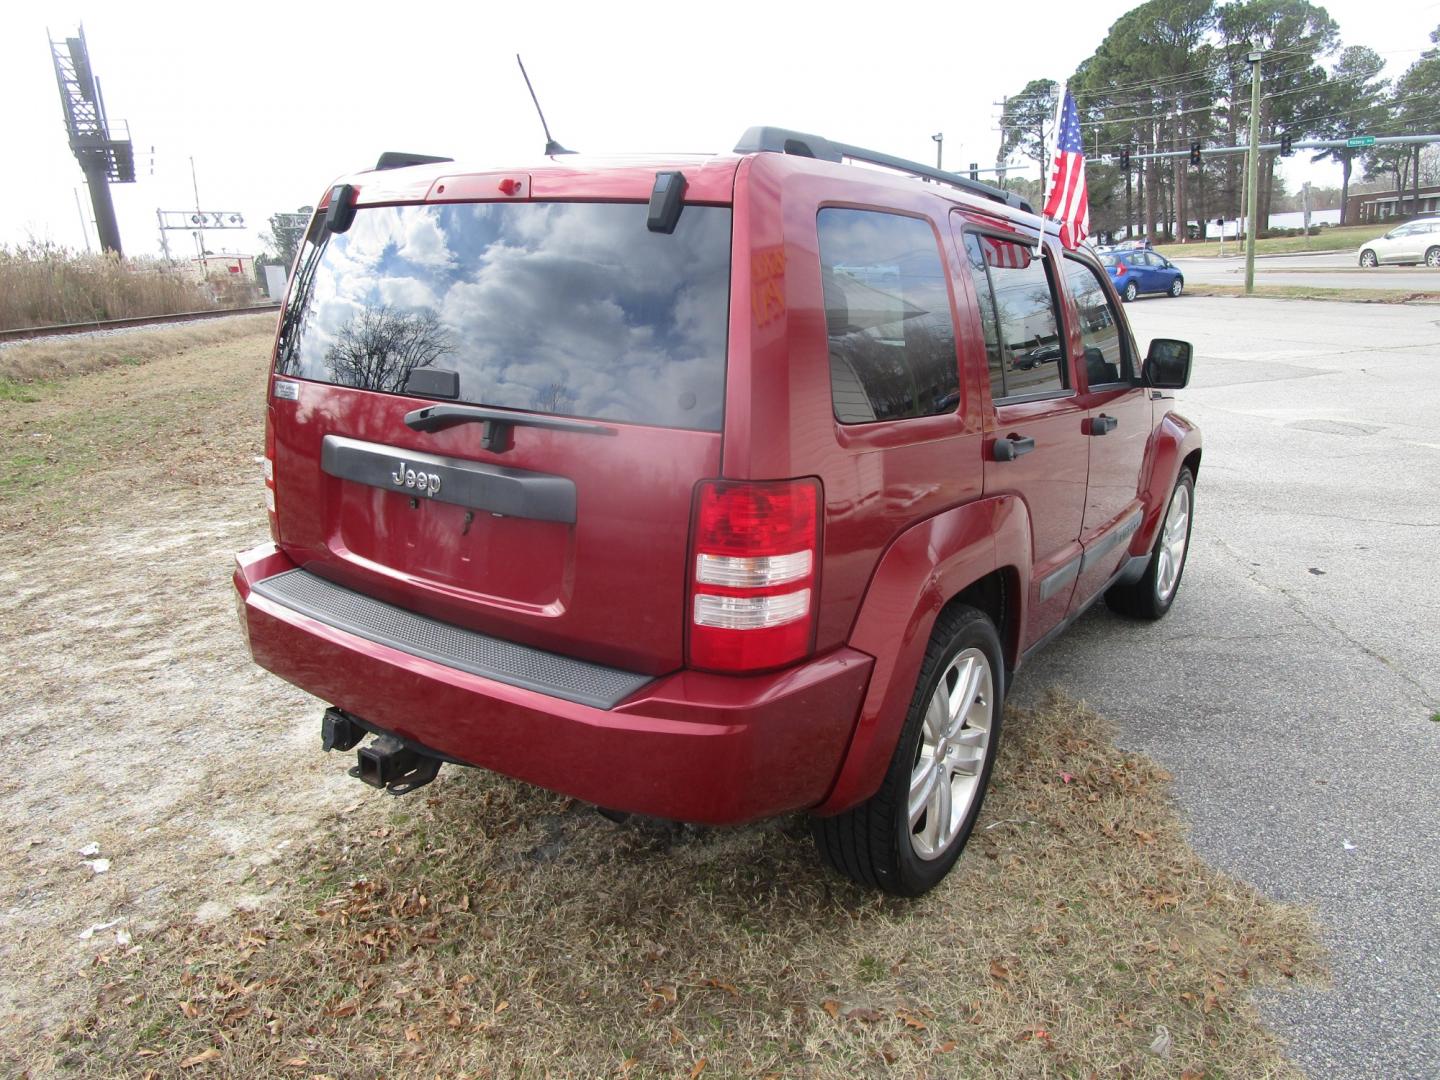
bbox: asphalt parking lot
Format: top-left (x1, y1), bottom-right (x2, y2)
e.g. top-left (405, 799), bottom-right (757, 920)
top-left (1013, 296), bottom-right (1439, 1078)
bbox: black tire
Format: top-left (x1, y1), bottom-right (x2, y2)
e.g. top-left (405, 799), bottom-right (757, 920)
top-left (1123, 281), bottom-right (1139, 302)
top-left (812, 605), bottom-right (1005, 897)
top-left (1106, 468), bottom-right (1195, 620)
top-left (1169, 276), bottom-right (1184, 297)
top-left (1426, 247), bottom-right (1440, 269)
top-left (1359, 250), bottom-right (1378, 268)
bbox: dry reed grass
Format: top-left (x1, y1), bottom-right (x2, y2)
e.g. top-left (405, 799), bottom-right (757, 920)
top-left (0, 241), bottom-right (226, 332)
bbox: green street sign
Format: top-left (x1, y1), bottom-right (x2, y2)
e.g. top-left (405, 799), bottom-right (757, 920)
top-left (1346, 136), bottom-right (1376, 147)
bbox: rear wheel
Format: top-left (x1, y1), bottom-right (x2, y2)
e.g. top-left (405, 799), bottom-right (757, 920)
top-left (1359, 250), bottom-right (1378, 268)
top-left (812, 605), bottom-right (1004, 897)
top-left (1426, 247), bottom-right (1440, 269)
top-left (1106, 468), bottom-right (1194, 620)
top-left (1169, 277), bottom-right (1184, 297)
top-left (1123, 280), bottom-right (1139, 302)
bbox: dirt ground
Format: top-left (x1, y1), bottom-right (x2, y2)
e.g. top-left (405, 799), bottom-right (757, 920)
top-left (0, 320), bottom-right (1325, 1078)
top-left (0, 319), bottom-right (363, 1045)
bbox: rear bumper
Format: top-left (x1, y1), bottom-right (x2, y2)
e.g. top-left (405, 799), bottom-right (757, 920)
top-left (234, 544), bottom-right (873, 824)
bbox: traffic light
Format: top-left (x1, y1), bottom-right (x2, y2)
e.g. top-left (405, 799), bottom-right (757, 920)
top-left (1120, 147), bottom-right (1131, 169)
top-left (969, 162), bottom-right (979, 181)
top-left (1190, 142), bottom-right (1202, 167)
top-left (1280, 133), bottom-right (1293, 156)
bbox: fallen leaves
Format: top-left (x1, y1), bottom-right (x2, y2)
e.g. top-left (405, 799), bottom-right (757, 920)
top-left (178, 1048), bottom-right (221, 1068)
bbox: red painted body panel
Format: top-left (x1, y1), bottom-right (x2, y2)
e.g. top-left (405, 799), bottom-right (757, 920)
top-left (236, 543), bottom-right (871, 825)
top-left (271, 378), bottom-right (718, 675)
top-left (1131, 406), bottom-right (1202, 554)
top-left (813, 495), bottom-right (1031, 815)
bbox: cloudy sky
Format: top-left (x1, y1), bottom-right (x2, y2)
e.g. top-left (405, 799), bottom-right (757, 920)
top-left (3, 0), bottom-right (1436, 259)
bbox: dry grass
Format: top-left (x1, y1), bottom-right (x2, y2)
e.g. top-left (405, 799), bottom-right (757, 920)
top-left (0, 317), bottom-right (277, 536)
top-left (0, 313), bottom-right (276, 386)
top-left (1151, 223), bottom-right (1387, 259)
top-left (46, 696), bottom-right (1324, 1080)
top-left (1183, 284), bottom-right (1440, 303)
top-left (0, 242), bottom-right (230, 332)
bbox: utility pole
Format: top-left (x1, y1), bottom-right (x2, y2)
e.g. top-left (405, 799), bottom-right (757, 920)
top-left (932, 133), bottom-right (943, 170)
top-left (190, 155), bottom-right (205, 263)
top-left (1244, 50), bottom-right (1262, 293)
top-left (1125, 158), bottom-right (1133, 239)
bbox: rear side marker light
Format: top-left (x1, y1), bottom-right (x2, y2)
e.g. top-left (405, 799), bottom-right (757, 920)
top-left (687, 478), bottom-right (821, 673)
top-left (263, 406), bottom-right (279, 541)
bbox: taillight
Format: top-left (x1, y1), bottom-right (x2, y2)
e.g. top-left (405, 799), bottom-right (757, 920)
top-left (687, 478), bottom-right (821, 673)
top-left (1114, 263), bottom-right (1127, 275)
top-left (263, 406), bottom-right (278, 541)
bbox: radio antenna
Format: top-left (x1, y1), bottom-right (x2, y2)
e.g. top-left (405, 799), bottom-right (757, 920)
top-left (516, 54), bottom-right (574, 157)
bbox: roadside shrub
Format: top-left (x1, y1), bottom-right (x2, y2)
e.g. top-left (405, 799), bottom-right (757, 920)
top-left (0, 241), bottom-right (217, 331)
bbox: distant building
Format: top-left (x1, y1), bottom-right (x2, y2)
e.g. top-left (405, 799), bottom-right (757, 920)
top-left (1345, 185), bottom-right (1440, 223)
top-left (190, 253), bottom-right (255, 279)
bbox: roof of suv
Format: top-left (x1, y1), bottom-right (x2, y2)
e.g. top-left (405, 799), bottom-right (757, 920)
top-left (333, 128), bottom-right (1047, 236)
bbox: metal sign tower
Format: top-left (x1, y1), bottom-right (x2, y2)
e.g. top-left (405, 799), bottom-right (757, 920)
top-left (49, 26), bottom-right (135, 255)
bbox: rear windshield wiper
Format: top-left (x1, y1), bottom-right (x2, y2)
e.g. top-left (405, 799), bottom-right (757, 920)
top-left (404, 404), bottom-right (616, 453)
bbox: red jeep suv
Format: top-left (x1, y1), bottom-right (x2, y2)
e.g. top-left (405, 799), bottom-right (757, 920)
top-left (235, 128), bottom-right (1200, 896)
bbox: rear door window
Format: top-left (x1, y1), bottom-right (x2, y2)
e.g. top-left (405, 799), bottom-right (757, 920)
top-left (818, 209), bottom-right (960, 424)
top-left (276, 202), bottom-right (732, 431)
top-left (962, 232), bottom-right (1069, 401)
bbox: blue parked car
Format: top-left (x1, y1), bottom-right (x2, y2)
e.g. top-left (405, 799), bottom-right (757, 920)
top-left (1099, 251), bottom-right (1184, 301)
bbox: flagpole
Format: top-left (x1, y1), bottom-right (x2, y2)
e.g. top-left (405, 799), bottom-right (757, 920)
top-left (1035, 81), bottom-right (1067, 256)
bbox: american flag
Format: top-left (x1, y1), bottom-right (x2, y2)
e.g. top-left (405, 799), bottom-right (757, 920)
top-left (981, 235), bottom-right (1032, 269)
top-left (1043, 88), bottom-right (1089, 250)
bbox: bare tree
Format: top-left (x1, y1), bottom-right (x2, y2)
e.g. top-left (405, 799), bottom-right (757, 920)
top-left (324, 306), bottom-right (452, 393)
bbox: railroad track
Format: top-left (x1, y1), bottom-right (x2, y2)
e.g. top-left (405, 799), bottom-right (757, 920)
top-left (0, 303), bottom-right (281, 343)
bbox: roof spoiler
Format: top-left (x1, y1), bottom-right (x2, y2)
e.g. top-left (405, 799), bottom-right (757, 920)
top-left (733, 126), bottom-right (1032, 214)
top-left (373, 152), bottom-right (455, 171)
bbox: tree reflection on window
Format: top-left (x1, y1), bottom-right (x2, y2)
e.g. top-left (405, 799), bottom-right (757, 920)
top-left (323, 306), bottom-right (453, 393)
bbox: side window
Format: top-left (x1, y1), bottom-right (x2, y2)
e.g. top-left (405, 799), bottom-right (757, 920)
top-left (819, 209), bottom-right (960, 424)
top-left (966, 233), bottom-right (1069, 400)
top-left (961, 233), bottom-right (1005, 400)
top-left (1064, 258), bottom-right (1132, 387)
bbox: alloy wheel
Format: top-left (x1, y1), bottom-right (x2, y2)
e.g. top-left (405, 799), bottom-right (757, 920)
top-left (1427, 248), bottom-right (1440, 268)
top-left (908, 648), bottom-right (993, 860)
top-left (1155, 482), bottom-right (1191, 604)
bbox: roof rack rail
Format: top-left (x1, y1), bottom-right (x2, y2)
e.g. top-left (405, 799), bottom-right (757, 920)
top-left (373, 151), bottom-right (455, 171)
top-left (733, 127), bottom-right (1033, 214)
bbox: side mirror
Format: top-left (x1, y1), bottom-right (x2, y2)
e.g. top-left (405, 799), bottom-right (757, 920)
top-left (1144, 339), bottom-right (1192, 389)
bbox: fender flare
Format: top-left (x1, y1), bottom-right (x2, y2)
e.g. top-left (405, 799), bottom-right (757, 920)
top-left (813, 495), bottom-right (1032, 816)
top-left (1131, 409), bottom-right (1202, 557)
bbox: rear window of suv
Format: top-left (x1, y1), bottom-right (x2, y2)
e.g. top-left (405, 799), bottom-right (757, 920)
top-left (276, 202), bottom-right (732, 431)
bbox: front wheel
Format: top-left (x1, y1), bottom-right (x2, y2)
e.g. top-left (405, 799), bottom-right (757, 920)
top-left (1359, 250), bottom-right (1378, 268)
top-left (1426, 247), bottom-right (1440, 269)
top-left (1106, 468), bottom-right (1195, 620)
top-left (812, 605), bottom-right (1004, 897)
top-left (1123, 281), bottom-right (1139, 302)
top-left (1169, 276), bottom-right (1184, 297)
